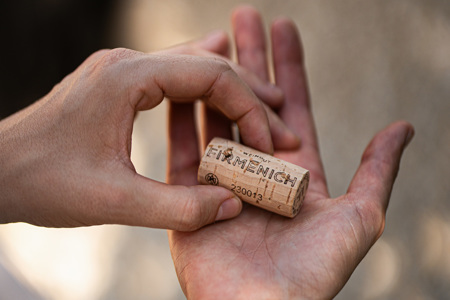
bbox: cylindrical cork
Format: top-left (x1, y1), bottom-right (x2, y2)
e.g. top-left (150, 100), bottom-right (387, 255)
top-left (198, 137), bottom-right (309, 218)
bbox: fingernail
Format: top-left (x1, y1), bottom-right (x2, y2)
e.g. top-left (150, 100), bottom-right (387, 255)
top-left (404, 127), bottom-right (415, 148)
top-left (293, 134), bottom-right (302, 148)
top-left (268, 144), bottom-right (275, 156)
top-left (268, 83), bottom-right (284, 104)
top-left (284, 124), bottom-right (302, 148)
top-left (268, 82), bottom-right (282, 92)
top-left (276, 122), bottom-right (301, 150)
top-left (282, 130), bottom-right (301, 150)
top-left (215, 197), bottom-right (242, 221)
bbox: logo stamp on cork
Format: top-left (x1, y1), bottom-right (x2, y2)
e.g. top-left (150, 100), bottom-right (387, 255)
top-left (205, 173), bottom-right (219, 186)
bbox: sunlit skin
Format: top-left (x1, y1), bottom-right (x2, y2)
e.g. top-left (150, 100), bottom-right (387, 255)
top-left (167, 6), bottom-right (414, 299)
top-left (0, 43), bottom-right (300, 230)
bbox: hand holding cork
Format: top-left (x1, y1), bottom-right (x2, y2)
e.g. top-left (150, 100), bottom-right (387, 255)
top-left (169, 6), bottom-right (414, 299)
top-left (198, 137), bottom-right (309, 217)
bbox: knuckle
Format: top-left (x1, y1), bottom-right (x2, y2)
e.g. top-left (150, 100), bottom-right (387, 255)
top-left (71, 48), bottom-right (138, 99)
top-left (211, 57), bottom-right (232, 72)
top-left (201, 56), bottom-right (232, 75)
top-left (77, 49), bottom-right (111, 69)
top-left (175, 192), bottom-right (210, 231)
top-left (82, 48), bottom-right (137, 78)
top-left (203, 57), bottom-right (234, 98)
top-left (88, 49), bottom-right (110, 61)
top-left (77, 48), bottom-right (136, 81)
top-left (98, 48), bottom-right (136, 67)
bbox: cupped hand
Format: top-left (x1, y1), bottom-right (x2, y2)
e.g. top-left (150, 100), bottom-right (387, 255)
top-left (0, 46), bottom-right (295, 230)
top-left (168, 6), bottom-right (414, 299)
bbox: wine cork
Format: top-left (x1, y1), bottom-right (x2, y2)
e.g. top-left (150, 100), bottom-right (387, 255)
top-left (198, 137), bottom-right (309, 218)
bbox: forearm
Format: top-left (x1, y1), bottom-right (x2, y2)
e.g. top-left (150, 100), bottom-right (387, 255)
top-left (0, 110), bottom-right (27, 223)
top-left (0, 99), bottom-right (52, 224)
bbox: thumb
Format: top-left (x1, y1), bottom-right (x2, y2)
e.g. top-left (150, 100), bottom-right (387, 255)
top-left (126, 176), bottom-right (242, 231)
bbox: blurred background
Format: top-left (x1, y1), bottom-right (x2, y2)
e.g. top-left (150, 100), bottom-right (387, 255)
top-left (0, 0), bottom-right (449, 299)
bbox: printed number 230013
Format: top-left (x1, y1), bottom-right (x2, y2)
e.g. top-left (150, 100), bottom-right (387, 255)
top-left (231, 184), bottom-right (263, 201)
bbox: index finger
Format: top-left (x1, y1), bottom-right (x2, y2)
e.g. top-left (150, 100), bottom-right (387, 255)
top-left (119, 51), bottom-right (273, 154)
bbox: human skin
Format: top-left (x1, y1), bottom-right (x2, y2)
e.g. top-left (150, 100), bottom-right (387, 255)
top-left (167, 6), bottom-right (414, 299)
top-left (0, 45), bottom-right (297, 230)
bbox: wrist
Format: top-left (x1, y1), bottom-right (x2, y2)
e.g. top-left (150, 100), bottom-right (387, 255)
top-left (0, 113), bottom-right (22, 223)
top-left (0, 105), bottom-right (47, 224)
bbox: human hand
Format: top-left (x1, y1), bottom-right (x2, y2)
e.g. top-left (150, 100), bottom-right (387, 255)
top-left (162, 30), bottom-right (302, 151)
top-left (0, 46), bottom-right (295, 230)
top-left (168, 6), bottom-right (414, 299)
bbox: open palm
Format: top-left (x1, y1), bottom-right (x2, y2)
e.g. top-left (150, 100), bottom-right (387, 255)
top-left (167, 6), bottom-right (413, 299)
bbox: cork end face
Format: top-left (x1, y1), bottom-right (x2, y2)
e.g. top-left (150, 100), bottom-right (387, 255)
top-left (291, 171), bottom-right (310, 218)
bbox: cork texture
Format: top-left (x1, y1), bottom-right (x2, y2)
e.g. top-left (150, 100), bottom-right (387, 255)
top-left (198, 137), bottom-right (309, 217)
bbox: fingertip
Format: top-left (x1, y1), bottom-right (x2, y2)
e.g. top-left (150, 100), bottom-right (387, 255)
top-left (264, 136), bottom-right (275, 155)
top-left (237, 109), bottom-right (274, 155)
top-left (245, 136), bottom-right (274, 155)
top-left (243, 137), bottom-right (273, 155)
top-left (271, 17), bottom-right (304, 64)
top-left (237, 66), bottom-right (284, 108)
top-left (264, 83), bottom-right (285, 108)
top-left (204, 30), bottom-right (229, 44)
top-left (232, 4), bottom-right (260, 22)
top-left (268, 143), bottom-right (275, 156)
top-left (383, 120), bottom-right (415, 149)
top-left (271, 17), bottom-right (301, 41)
top-left (283, 132), bottom-right (302, 150)
top-left (198, 30), bottom-right (230, 55)
top-left (405, 127), bottom-right (415, 147)
top-left (399, 121), bottom-right (415, 148)
top-left (272, 17), bottom-right (296, 30)
top-left (215, 196), bottom-right (242, 221)
top-left (264, 103), bottom-right (301, 151)
top-left (272, 125), bottom-right (301, 151)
